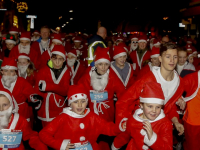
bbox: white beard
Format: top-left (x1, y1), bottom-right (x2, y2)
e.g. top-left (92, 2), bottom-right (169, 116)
top-left (0, 106), bottom-right (12, 130)
top-left (131, 43), bottom-right (138, 50)
top-left (2, 75), bottom-right (18, 89)
top-left (18, 64), bottom-right (29, 78)
top-left (41, 40), bottom-right (48, 49)
top-left (19, 44), bottom-right (30, 54)
top-left (67, 58), bottom-right (76, 67)
top-left (91, 71), bottom-right (108, 91)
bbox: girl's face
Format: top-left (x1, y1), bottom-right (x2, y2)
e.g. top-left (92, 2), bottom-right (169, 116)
top-left (70, 99), bottom-right (87, 115)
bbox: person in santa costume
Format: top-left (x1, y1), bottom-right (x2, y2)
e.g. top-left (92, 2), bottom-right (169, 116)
top-left (17, 53), bottom-right (37, 86)
top-left (31, 30), bottom-right (40, 42)
top-left (0, 57), bottom-right (43, 123)
top-left (67, 49), bottom-right (87, 85)
top-left (112, 82), bottom-right (173, 150)
top-left (2, 34), bottom-right (16, 58)
top-left (128, 34), bottom-right (139, 54)
top-left (110, 46), bottom-right (135, 89)
top-left (39, 85), bottom-right (126, 150)
top-left (129, 35), bottom-right (151, 76)
top-left (31, 26), bottom-right (50, 57)
top-left (72, 36), bottom-right (87, 59)
top-left (114, 35), bottom-right (124, 46)
top-left (34, 45), bottom-right (71, 127)
top-left (116, 42), bottom-right (185, 137)
top-left (176, 47), bottom-right (195, 78)
top-left (9, 26), bottom-right (20, 45)
top-left (39, 33), bottom-right (63, 69)
top-left (8, 31), bottom-right (40, 70)
top-left (136, 46), bottom-right (161, 80)
top-left (0, 87), bottom-right (48, 150)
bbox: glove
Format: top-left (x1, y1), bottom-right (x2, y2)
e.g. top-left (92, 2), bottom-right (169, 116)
top-left (39, 83), bottom-right (43, 91)
top-left (32, 94), bottom-right (43, 101)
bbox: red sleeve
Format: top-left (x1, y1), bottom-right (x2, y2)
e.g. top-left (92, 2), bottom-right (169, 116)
top-left (33, 69), bottom-right (46, 97)
top-left (8, 46), bottom-right (18, 59)
top-left (166, 104), bottom-right (179, 121)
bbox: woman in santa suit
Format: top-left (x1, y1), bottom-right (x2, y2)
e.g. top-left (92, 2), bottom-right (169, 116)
top-left (39, 85), bottom-right (125, 150)
top-left (0, 87), bottom-right (48, 150)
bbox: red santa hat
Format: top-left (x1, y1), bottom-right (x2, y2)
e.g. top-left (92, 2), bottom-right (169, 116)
top-left (138, 35), bottom-right (147, 43)
top-left (151, 47), bottom-right (160, 58)
top-left (113, 46), bottom-right (127, 60)
top-left (130, 34), bottom-right (139, 40)
top-left (51, 45), bottom-right (66, 60)
top-left (9, 26), bottom-right (19, 34)
top-left (186, 44), bottom-right (192, 53)
top-left (52, 33), bottom-right (62, 44)
top-left (33, 30), bottom-right (40, 35)
top-left (94, 47), bottom-right (110, 65)
top-left (20, 32), bottom-right (31, 41)
top-left (140, 82), bottom-right (165, 105)
top-left (153, 39), bottom-right (161, 46)
top-left (50, 33), bottom-right (54, 39)
top-left (18, 53), bottom-right (30, 60)
top-left (118, 43), bottom-right (128, 52)
top-left (73, 36), bottom-right (82, 42)
top-left (67, 85), bottom-right (88, 105)
top-left (67, 49), bottom-right (77, 58)
top-left (187, 38), bottom-right (192, 44)
top-left (1, 57), bottom-right (17, 70)
top-left (116, 35), bottom-right (124, 41)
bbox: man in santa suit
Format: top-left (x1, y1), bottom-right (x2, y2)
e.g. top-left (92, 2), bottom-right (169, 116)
top-left (0, 87), bottom-right (48, 150)
top-left (110, 46), bottom-right (135, 89)
top-left (129, 35), bottom-right (151, 76)
top-left (9, 32), bottom-right (40, 70)
top-left (39, 33), bottom-right (63, 69)
top-left (31, 26), bottom-right (50, 57)
top-left (128, 34), bottom-right (138, 54)
top-left (0, 57), bottom-right (43, 123)
top-left (34, 45), bottom-right (71, 127)
top-left (116, 42), bottom-right (185, 137)
top-left (31, 30), bottom-right (40, 42)
top-left (136, 46), bottom-right (161, 80)
top-left (67, 49), bottom-right (87, 85)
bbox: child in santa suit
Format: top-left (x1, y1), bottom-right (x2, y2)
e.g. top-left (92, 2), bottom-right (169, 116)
top-left (0, 87), bottom-right (48, 150)
top-left (39, 85), bottom-right (125, 150)
top-left (112, 82), bottom-right (173, 150)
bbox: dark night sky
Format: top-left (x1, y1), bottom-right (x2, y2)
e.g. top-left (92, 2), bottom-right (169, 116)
top-left (24, 0), bottom-right (189, 34)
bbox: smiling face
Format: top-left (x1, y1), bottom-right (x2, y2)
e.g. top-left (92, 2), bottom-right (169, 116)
top-left (70, 99), bottom-right (87, 115)
top-left (115, 55), bottom-right (127, 68)
top-left (140, 103), bottom-right (162, 121)
top-left (138, 42), bottom-right (147, 50)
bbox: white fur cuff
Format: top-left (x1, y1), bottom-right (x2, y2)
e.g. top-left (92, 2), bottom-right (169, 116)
top-left (39, 80), bottom-right (46, 91)
top-left (111, 143), bottom-right (119, 150)
top-left (144, 132), bottom-right (157, 146)
top-left (119, 118), bottom-right (128, 132)
top-left (60, 139), bottom-right (70, 150)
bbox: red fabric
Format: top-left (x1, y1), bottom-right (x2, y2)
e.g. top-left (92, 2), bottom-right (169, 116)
top-left (64, 41), bottom-right (72, 53)
top-left (113, 114), bottom-right (173, 150)
top-left (34, 66), bottom-right (71, 124)
top-left (115, 71), bottom-right (184, 124)
top-left (78, 67), bottom-right (125, 122)
top-left (31, 41), bottom-right (44, 56)
top-left (136, 64), bottom-right (151, 80)
top-left (39, 110), bottom-right (121, 150)
top-left (0, 114), bottom-right (48, 150)
top-left (9, 45), bottom-right (40, 70)
top-left (25, 71), bottom-right (37, 86)
top-left (38, 50), bottom-right (50, 69)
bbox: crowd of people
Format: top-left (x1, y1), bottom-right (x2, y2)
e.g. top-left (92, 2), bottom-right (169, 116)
top-left (0, 25), bottom-right (199, 150)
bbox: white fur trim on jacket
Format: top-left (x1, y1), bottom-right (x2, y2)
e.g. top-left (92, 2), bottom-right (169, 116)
top-left (60, 139), bottom-right (70, 150)
top-left (111, 143), bottom-right (119, 150)
top-left (39, 80), bottom-right (46, 91)
top-left (144, 131), bottom-right (157, 146)
top-left (119, 118), bottom-right (128, 132)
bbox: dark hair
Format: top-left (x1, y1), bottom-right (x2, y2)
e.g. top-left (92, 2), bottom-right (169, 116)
top-left (40, 25), bottom-right (50, 32)
top-left (160, 42), bottom-right (177, 56)
top-left (51, 54), bottom-right (57, 59)
top-left (177, 47), bottom-right (187, 53)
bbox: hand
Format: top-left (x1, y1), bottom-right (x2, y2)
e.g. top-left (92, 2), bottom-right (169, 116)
top-left (174, 122), bottom-right (184, 136)
top-left (143, 121), bottom-right (153, 140)
top-left (32, 94), bottom-right (43, 101)
top-left (65, 143), bottom-right (75, 150)
top-left (176, 98), bottom-right (186, 110)
top-left (39, 83), bottom-right (43, 90)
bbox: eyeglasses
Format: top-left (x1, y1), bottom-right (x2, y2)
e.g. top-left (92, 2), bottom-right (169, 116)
top-left (132, 41), bottom-right (138, 43)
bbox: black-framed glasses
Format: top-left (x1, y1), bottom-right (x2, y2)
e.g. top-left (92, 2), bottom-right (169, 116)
top-left (132, 41), bottom-right (138, 43)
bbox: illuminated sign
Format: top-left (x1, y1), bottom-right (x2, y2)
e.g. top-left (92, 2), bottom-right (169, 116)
top-left (17, 2), bottom-right (28, 13)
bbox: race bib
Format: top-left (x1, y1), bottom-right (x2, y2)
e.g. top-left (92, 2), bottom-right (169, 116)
top-left (90, 90), bottom-right (108, 103)
top-left (0, 129), bottom-right (22, 149)
top-left (72, 142), bottom-right (93, 150)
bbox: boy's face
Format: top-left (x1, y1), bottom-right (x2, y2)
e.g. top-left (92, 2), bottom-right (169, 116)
top-left (95, 62), bottom-right (110, 75)
top-left (71, 99), bottom-right (87, 115)
top-left (151, 57), bottom-right (160, 67)
top-left (51, 55), bottom-right (65, 69)
top-left (115, 55), bottom-right (127, 67)
top-left (178, 51), bottom-right (187, 66)
top-left (159, 49), bottom-right (178, 71)
top-left (140, 103), bottom-right (162, 121)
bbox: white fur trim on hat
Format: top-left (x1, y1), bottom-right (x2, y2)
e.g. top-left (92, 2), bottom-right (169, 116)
top-left (18, 55), bottom-right (30, 60)
top-left (68, 93), bottom-right (88, 105)
top-left (68, 52), bottom-right (77, 57)
top-left (193, 51), bottom-right (197, 54)
top-left (5, 39), bottom-right (16, 45)
top-left (116, 38), bottom-right (123, 41)
top-left (131, 37), bottom-right (138, 40)
top-left (74, 40), bottom-right (81, 42)
top-left (153, 42), bottom-right (160, 46)
top-left (95, 59), bottom-right (110, 65)
top-left (20, 37), bottom-right (30, 41)
top-left (113, 52), bottom-right (127, 60)
top-left (9, 31), bottom-right (18, 34)
top-left (52, 39), bottom-right (62, 44)
top-left (1, 66), bottom-right (17, 70)
top-left (138, 39), bottom-right (147, 43)
top-left (150, 54), bottom-right (160, 58)
top-left (51, 51), bottom-right (66, 60)
top-left (140, 97), bottom-right (164, 105)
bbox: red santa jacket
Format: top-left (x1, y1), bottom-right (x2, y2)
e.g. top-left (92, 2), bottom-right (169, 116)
top-left (38, 50), bottom-right (51, 69)
top-left (0, 77), bottom-right (36, 120)
top-left (110, 62), bottom-right (135, 89)
top-left (68, 60), bottom-right (87, 85)
top-left (1, 113), bottom-right (48, 150)
top-left (39, 107), bottom-right (123, 150)
top-left (78, 66), bottom-right (125, 122)
top-left (34, 65), bottom-right (70, 122)
top-left (18, 71), bottom-right (37, 87)
top-left (115, 67), bottom-right (184, 124)
top-left (136, 62), bottom-right (152, 80)
top-left (112, 109), bottom-right (173, 150)
top-left (9, 45), bottom-right (40, 70)
top-left (31, 40), bottom-right (50, 57)
top-left (129, 49), bottom-right (151, 75)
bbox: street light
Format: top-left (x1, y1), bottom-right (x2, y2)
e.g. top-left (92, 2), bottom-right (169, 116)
top-left (69, 10), bottom-right (73, 12)
top-left (66, 22), bottom-right (69, 24)
top-left (70, 18), bottom-right (73, 20)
